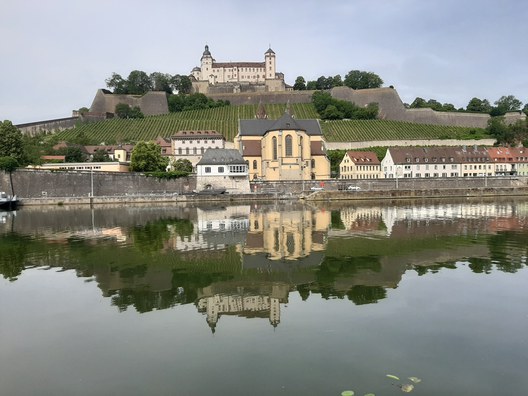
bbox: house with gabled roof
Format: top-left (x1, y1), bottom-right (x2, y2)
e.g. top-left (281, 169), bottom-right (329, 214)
top-left (170, 130), bottom-right (226, 168)
top-left (196, 148), bottom-right (250, 193)
top-left (339, 151), bottom-right (383, 180)
top-left (235, 108), bottom-right (330, 181)
top-left (381, 147), bottom-right (461, 179)
top-left (487, 147), bottom-right (528, 176)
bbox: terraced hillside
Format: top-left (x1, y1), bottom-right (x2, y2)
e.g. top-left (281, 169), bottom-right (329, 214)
top-left (55, 103), bottom-right (489, 143)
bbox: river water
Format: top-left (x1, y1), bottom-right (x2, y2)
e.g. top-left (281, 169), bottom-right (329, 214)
top-left (1, 198), bottom-right (527, 396)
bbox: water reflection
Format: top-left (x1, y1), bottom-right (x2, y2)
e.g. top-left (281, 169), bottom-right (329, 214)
top-left (1, 199), bottom-right (527, 330)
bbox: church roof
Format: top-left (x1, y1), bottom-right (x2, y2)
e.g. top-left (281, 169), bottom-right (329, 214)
top-left (239, 113), bottom-right (323, 136)
top-left (197, 149), bottom-right (246, 166)
top-left (265, 48), bottom-right (275, 55)
top-left (213, 62), bottom-right (265, 69)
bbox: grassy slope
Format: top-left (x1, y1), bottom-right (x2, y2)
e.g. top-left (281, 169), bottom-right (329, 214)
top-left (55, 103), bottom-right (490, 144)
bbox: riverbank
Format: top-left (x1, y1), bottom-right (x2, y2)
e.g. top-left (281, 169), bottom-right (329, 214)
top-left (16, 186), bottom-right (528, 206)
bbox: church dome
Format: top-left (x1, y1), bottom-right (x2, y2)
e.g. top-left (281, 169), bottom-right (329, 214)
top-left (203, 45), bottom-right (211, 56)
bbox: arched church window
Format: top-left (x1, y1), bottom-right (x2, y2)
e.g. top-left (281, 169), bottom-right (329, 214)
top-left (253, 160), bottom-right (257, 170)
top-left (272, 137), bottom-right (278, 160)
top-left (285, 135), bottom-right (293, 157)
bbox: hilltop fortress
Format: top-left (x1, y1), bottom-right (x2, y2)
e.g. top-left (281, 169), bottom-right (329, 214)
top-left (190, 45), bottom-right (287, 94)
top-left (16, 45), bottom-right (525, 134)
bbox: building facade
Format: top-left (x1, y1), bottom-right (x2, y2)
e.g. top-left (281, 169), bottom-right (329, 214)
top-left (339, 151), bottom-right (383, 180)
top-left (170, 130), bottom-right (226, 168)
top-left (190, 45), bottom-right (285, 93)
top-left (235, 112), bottom-right (331, 181)
top-left (195, 148), bottom-right (250, 193)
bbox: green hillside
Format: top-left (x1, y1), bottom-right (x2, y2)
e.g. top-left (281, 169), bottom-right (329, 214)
top-left (55, 103), bottom-right (490, 144)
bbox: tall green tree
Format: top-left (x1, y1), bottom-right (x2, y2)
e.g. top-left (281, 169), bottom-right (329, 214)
top-left (494, 95), bottom-right (523, 114)
top-left (466, 97), bottom-right (492, 113)
top-left (293, 76), bottom-right (306, 90)
top-left (171, 75), bottom-right (192, 94)
top-left (115, 104), bottom-right (144, 119)
top-left (0, 121), bottom-right (25, 163)
top-left (105, 73), bottom-right (128, 94)
top-left (130, 141), bottom-right (168, 172)
top-left (150, 72), bottom-right (173, 94)
top-left (344, 70), bottom-right (383, 90)
top-left (92, 149), bottom-right (111, 162)
top-left (172, 158), bottom-right (193, 173)
top-left (126, 70), bottom-right (152, 95)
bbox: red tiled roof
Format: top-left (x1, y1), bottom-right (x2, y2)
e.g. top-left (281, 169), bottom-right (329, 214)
top-left (346, 151), bottom-right (380, 165)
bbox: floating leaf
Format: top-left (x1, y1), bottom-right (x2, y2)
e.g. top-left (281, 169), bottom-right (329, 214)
top-left (400, 384), bottom-right (414, 393)
top-left (386, 374), bottom-right (400, 381)
top-left (408, 377), bottom-right (421, 384)
top-left (341, 391), bottom-right (354, 396)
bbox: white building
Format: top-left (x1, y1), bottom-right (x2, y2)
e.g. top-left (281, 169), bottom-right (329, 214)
top-left (170, 130), bottom-right (225, 168)
top-left (195, 148), bottom-right (250, 193)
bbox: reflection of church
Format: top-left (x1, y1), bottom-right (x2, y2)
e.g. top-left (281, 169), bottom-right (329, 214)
top-left (243, 206), bottom-right (330, 260)
top-left (196, 283), bottom-right (289, 332)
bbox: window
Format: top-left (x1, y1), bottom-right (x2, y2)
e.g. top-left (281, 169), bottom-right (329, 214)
top-left (218, 166), bottom-right (224, 173)
top-left (285, 135), bottom-right (293, 156)
top-left (253, 160), bottom-right (257, 170)
top-left (311, 159), bottom-right (315, 168)
top-left (272, 137), bottom-right (277, 160)
top-left (205, 167), bottom-right (211, 173)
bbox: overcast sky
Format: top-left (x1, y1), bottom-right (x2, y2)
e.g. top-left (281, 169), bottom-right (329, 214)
top-left (1, 0), bottom-right (526, 125)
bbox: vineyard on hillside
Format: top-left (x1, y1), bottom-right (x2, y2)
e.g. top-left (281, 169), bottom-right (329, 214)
top-left (54, 103), bottom-right (489, 144)
top-left (321, 119), bottom-right (489, 142)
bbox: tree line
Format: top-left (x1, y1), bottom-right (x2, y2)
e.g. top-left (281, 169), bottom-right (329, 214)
top-left (408, 95), bottom-right (527, 116)
top-left (103, 71), bottom-right (229, 119)
top-left (293, 70), bottom-right (384, 91)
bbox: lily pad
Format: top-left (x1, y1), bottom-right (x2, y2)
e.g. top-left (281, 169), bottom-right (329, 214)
top-left (341, 391), bottom-right (354, 396)
top-left (408, 377), bottom-right (421, 384)
top-left (400, 384), bottom-right (414, 393)
top-left (386, 374), bottom-right (400, 381)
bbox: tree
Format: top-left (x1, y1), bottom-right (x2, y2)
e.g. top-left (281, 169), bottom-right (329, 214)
top-left (306, 81), bottom-right (317, 90)
top-left (523, 103), bottom-right (528, 116)
top-left (172, 158), bottom-right (193, 173)
top-left (494, 95), bottom-right (523, 113)
top-left (126, 70), bottom-right (152, 95)
top-left (105, 72), bottom-right (128, 94)
top-left (321, 105), bottom-right (343, 120)
top-left (410, 97), bottom-right (427, 108)
top-left (344, 70), bottom-right (383, 90)
top-left (171, 74), bottom-right (192, 94)
top-left (150, 72), bottom-right (173, 94)
top-left (0, 156), bottom-right (19, 172)
top-left (466, 97), bottom-right (491, 113)
top-left (293, 76), bottom-right (306, 90)
top-left (0, 121), bottom-right (25, 163)
top-left (92, 149), bottom-right (111, 162)
top-left (115, 104), bottom-right (144, 119)
top-left (56, 146), bottom-right (87, 162)
top-left (130, 141), bottom-right (169, 172)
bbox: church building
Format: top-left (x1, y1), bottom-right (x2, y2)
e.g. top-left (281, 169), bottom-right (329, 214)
top-left (235, 107), bottom-right (331, 181)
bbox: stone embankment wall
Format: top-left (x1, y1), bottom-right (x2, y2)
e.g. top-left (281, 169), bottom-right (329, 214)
top-left (1, 169), bottom-right (195, 200)
top-left (2, 170), bottom-right (527, 205)
top-left (16, 117), bottom-right (80, 136)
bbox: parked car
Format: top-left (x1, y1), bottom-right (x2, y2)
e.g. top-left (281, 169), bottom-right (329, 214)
top-left (347, 185), bottom-right (361, 191)
top-left (310, 186), bottom-right (324, 191)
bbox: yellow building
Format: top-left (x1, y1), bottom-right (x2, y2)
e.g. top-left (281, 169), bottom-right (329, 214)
top-left (235, 111), bottom-right (331, 181)
top-left (339, 151), bottom-right (383, 180)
